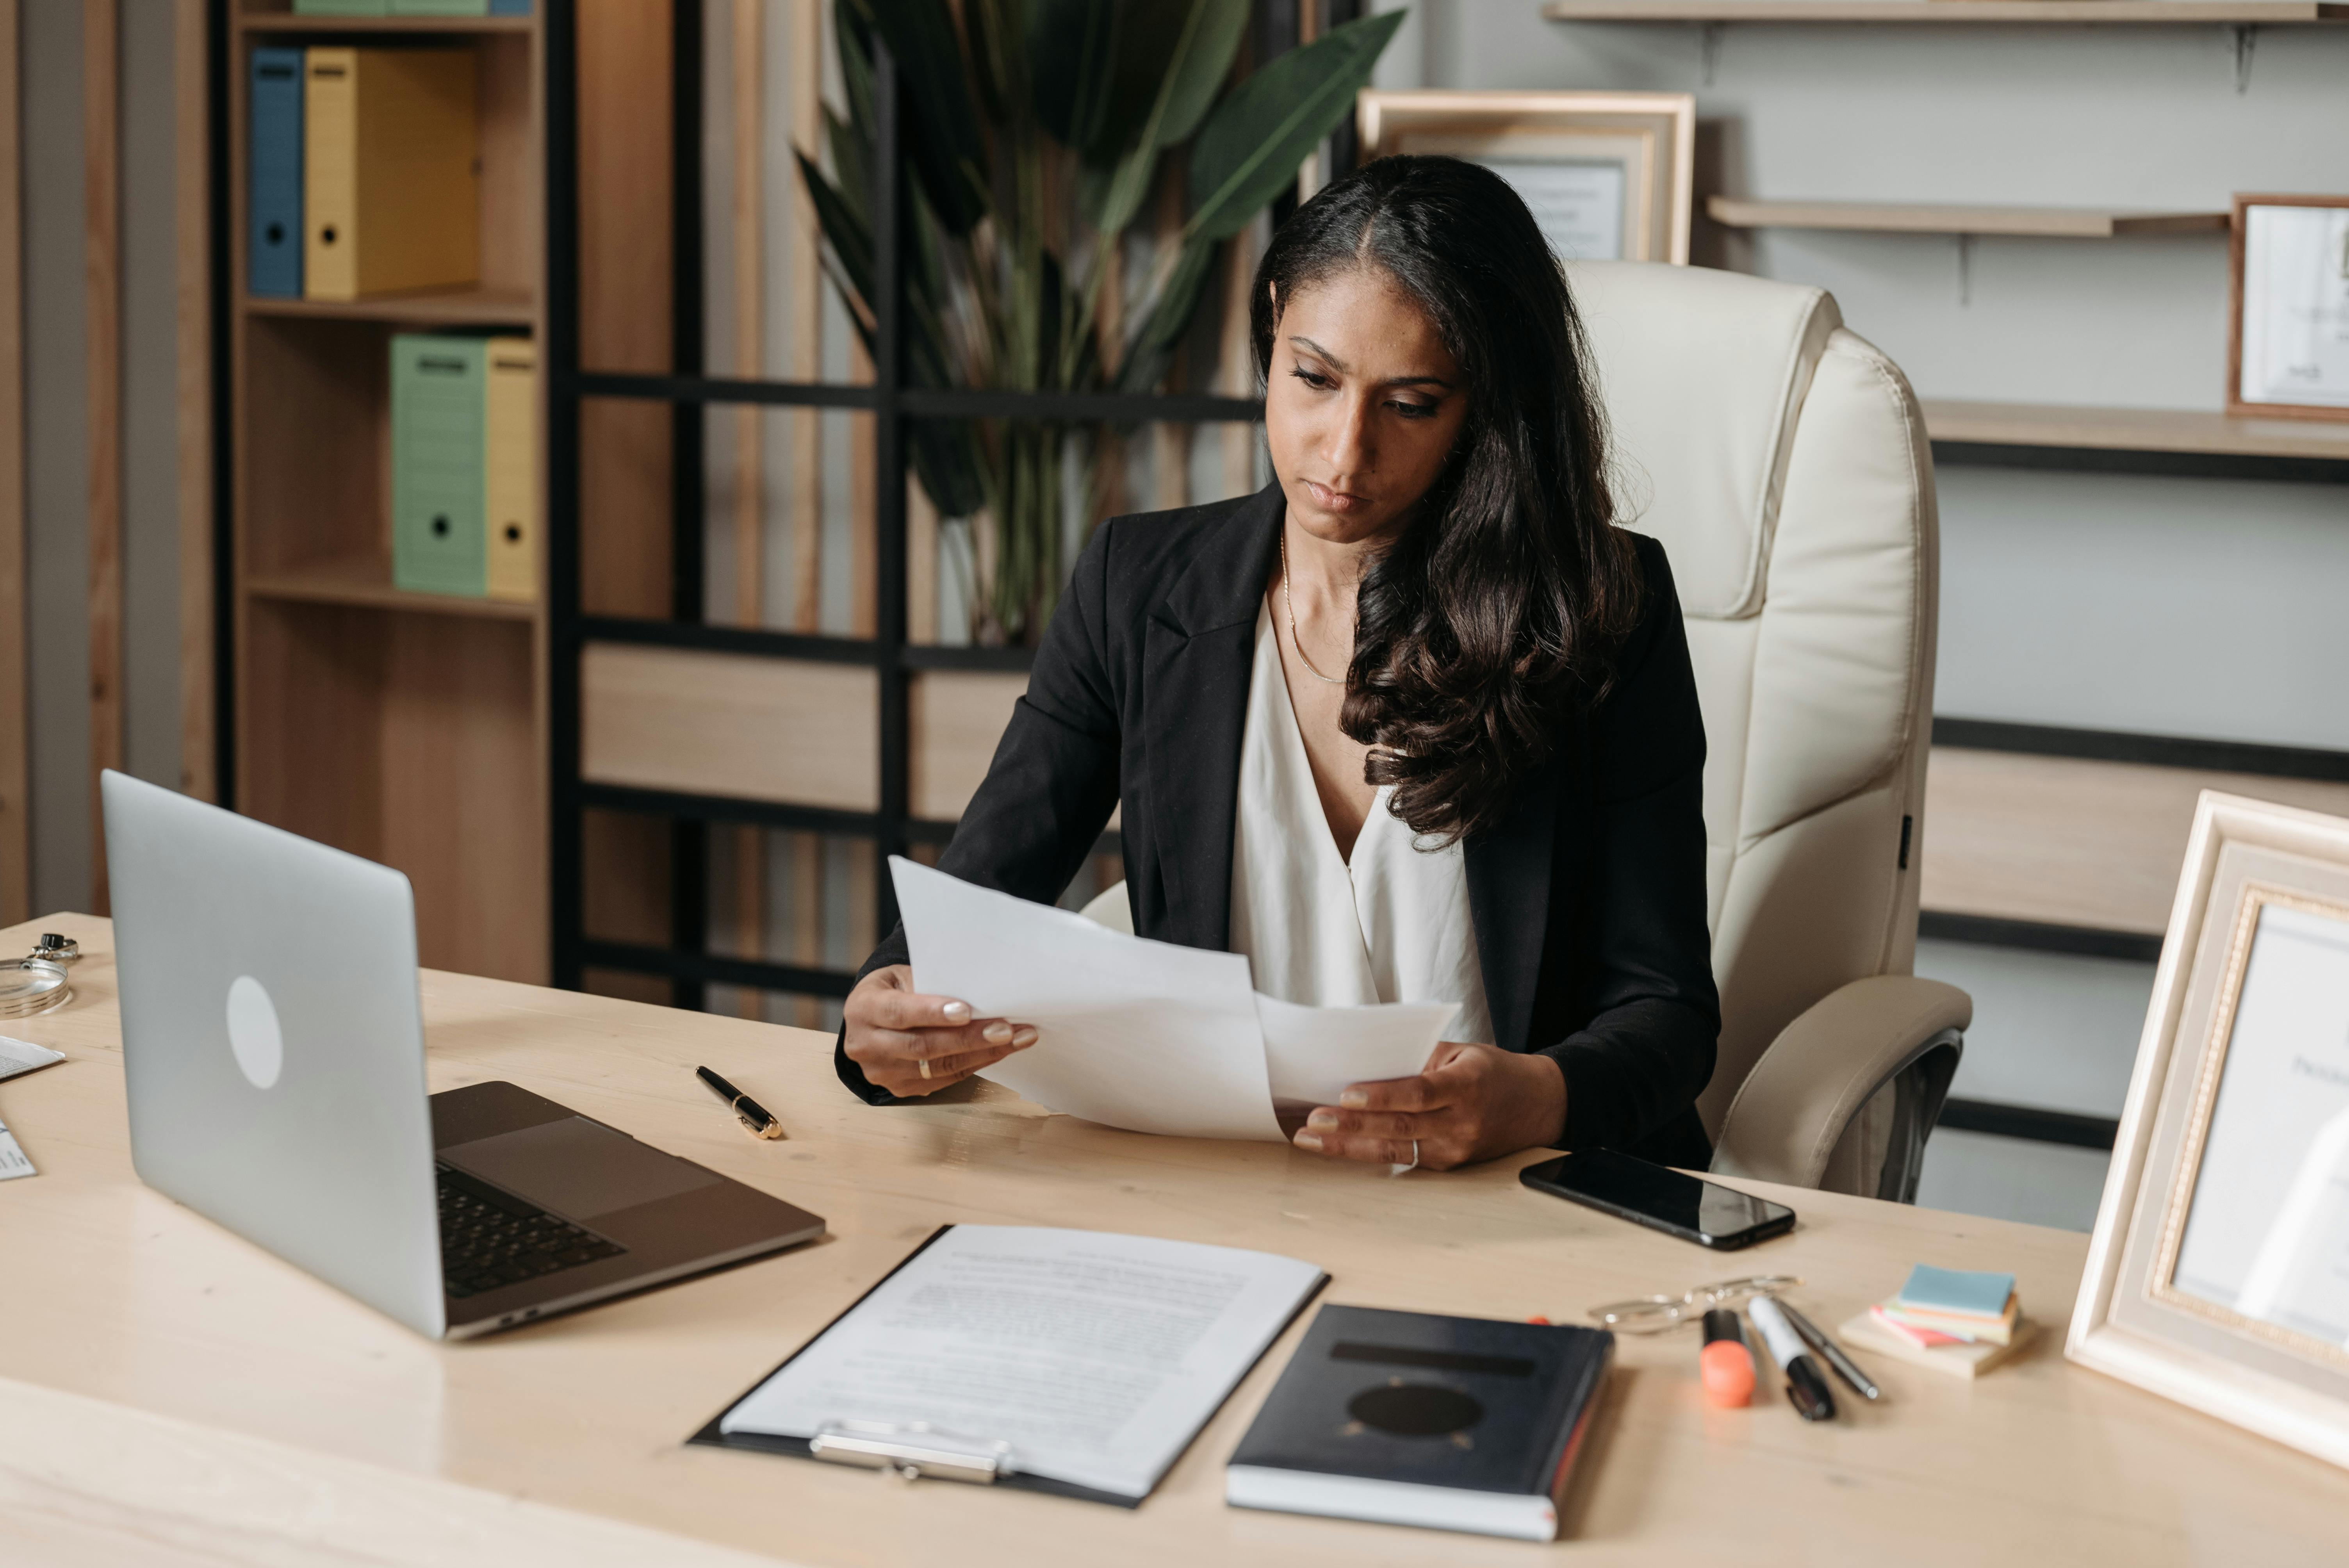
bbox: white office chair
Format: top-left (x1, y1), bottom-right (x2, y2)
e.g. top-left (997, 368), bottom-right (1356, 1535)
top-left (1084, 262), bottom-right (1968, 1201)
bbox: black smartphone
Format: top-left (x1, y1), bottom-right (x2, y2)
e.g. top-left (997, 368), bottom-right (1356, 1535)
top-left (1519, 1149), bottom-right (1796, 1250)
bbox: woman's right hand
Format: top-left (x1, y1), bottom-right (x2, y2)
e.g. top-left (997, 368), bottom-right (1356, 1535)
top-left (842, 964), bottom-right (1035, 1096)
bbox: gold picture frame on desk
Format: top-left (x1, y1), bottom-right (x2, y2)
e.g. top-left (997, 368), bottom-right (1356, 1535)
top-left (2069, 791), bottom-right (2349, 1470)
top-left (1356, 91), bottom-right (1694, 265)
top-left (2228, 193), bottom-right (2349, 424)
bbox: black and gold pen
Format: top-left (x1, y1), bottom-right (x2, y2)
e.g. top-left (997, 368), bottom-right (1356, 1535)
top-left (696, 1065), bottom-right (784, 1140)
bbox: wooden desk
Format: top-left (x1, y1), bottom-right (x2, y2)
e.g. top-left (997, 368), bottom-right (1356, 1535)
top-left (2, 914), bottom-right (2342, 1566)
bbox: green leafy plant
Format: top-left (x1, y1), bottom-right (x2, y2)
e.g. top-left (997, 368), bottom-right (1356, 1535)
top-left (801, 0), bottom-right (1403, 644)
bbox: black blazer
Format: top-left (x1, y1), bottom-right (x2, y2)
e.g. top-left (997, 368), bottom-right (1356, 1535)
top-left (838, 483), bottom-right (1721, 1167)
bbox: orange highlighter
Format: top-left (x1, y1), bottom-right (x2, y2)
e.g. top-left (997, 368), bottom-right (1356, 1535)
top-left (1700, 1308), bottom-right (1756, 1407)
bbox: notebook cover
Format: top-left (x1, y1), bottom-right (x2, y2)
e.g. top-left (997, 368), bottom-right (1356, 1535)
top-left (688, 1225), bottom-right (1327, 1509)
top-left (1897, 1264), bottom-right (2016, 1319)
top-left (248, 48), bottom-right (304, 298)
top-left (1227, 1304), bottom-right (1613, 1499)
top-left (391, 334), bottom-right (488, 597)
top-left (482, 337), bottom-right (537, 601)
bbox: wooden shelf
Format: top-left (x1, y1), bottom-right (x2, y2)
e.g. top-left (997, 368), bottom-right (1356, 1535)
top-left (1546, 1), bottom-right (2349, 23)
top-left (1707, 197), bottom-right (2227, 238)
top-left (248, 558), bottom-right (540, 621)
top-left (242, 287), bottom-right (537, 327)
top-left (1922, 399), bottom-right (2349, 461)
top-left (235, 14), bottom-right (533, 36)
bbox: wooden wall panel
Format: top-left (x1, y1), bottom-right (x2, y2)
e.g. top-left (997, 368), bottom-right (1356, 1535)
top-left (84, 0), bottom-right (121, 912)
top-left (909, 670), bottom-right (1028, 821)
top-left (1922, 748), bottom-right (2349, 935)
top-left (173, 0), bottom-right (210, 804)
top-left (0, 0), bottom-right (25, 924)
top-left (581, 645), bottom-right (879, 810)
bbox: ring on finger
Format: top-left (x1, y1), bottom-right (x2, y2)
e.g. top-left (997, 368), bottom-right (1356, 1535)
top-left (919, 1058), bottom-right (933, 1081)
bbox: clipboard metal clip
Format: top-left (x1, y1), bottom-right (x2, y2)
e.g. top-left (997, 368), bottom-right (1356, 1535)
top-left (808, 1421), bottom-right (1016, 1485)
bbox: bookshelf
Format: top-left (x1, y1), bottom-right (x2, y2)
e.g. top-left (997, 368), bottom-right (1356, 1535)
top-left (226, 4), bottom-right (548, 983)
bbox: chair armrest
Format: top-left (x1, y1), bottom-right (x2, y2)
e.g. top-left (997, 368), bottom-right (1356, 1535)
top-left (1711, 975), bottom-right (1971, 1193)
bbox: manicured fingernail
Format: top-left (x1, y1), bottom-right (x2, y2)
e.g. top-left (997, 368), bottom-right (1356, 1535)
top-left (1338, 1090), bottom-right (1368, 1109)
top-left (1011, 1027), bottom-right (1039, 1048)
top-left (1307, 1109), bottom-right (1339, 1130)
top-left (942, 1001), bottom-right (971, 1023)
top-left (1293, 1131), bottom-right (1323, 1151)
top-left (983, 1022), bottom-right (1013, 1044)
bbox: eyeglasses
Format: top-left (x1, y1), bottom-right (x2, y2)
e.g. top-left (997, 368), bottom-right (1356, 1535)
top-left (1587, 1276), bottom-right (1802, 1334)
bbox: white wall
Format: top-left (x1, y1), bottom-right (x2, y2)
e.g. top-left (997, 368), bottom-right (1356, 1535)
top-left (17, 5), bottom-right (188, 916)
top-left (1381, 2), bottom-right (2349, 1227)
top-left (1377, 2), bottom-right (2349, 749)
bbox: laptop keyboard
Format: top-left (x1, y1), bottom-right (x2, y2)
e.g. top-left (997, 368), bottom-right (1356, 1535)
top-left (438, 1163), bottom-right (627, 1299)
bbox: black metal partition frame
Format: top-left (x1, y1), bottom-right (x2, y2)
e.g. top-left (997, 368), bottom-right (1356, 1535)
top-left (544, 4), bottom-right (1265, 1005)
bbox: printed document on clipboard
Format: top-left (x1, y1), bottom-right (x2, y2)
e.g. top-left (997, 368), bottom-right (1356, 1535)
top-left (694, 1224), bottom-right (1327, 1505)
top-left (888, 858), bottom-right (1454, 1141)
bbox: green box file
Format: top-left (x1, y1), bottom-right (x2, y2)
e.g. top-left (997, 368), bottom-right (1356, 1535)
top-left (391, 334), bottom-right (488, 597)
top-left (293, 1), bottom-right (390, 15)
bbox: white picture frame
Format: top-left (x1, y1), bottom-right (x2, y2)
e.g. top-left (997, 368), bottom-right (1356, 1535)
top-left (2227, 193), bottom-right (2349, 424)
top-left (2069, 791), bottom-right (2349, 1470)
top-left (1355, 91), bottom-right (1695, 266)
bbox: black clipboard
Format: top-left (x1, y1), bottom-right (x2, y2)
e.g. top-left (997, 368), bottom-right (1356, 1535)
top-left (687, 1224), bottom-right (1328, 1508)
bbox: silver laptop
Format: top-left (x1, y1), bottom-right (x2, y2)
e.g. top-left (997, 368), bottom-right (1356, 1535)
top-left (101, 770), bottom-right (825, 1340)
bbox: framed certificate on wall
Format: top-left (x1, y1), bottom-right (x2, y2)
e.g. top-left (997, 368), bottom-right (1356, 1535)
top-left (2228, 194), bottom-right (2349, 424)
top-left (2070, 792), bottom-right (2349, 1471)
top-left (1356, 91), bottom-right (1695, 266)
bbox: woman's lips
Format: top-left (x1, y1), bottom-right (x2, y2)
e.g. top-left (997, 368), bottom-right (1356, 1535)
top-left (1305, 479), bottom-right (1368, 513)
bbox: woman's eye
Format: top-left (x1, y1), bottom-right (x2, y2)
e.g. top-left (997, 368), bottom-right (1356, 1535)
top-left (1289, 367), bottom-right (1333, 390)
top-left (1390, 400), bottom-right (1437, 421)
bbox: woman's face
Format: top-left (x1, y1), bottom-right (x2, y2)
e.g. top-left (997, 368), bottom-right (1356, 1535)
top-left (1264, 265), bottom-right (1470, 550)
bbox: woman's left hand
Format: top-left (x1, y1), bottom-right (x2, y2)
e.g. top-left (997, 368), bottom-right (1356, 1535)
top-left (1293, 1042), bottom-right (1567, 1171)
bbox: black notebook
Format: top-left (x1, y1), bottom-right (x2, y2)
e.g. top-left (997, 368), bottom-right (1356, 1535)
top-left (1225, 1304), bottom-right (1614, 1540)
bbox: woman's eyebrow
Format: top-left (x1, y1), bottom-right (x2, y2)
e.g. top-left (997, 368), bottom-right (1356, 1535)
top-left (1287, 335), bottom-right (1452, 390)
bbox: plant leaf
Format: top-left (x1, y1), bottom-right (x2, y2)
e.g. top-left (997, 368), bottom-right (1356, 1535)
top-left (1089, 0), bottom-right (1244, 238)
top-left (1149, 0), bottom-right (1247, 148)
top-left (1027, 0), bottom-right (1118, 149)
top-left (1185, 8), bottom-right (1403, 243)
top-left (1116, 234), bottom-right (1218, 394)
top-left (850, 0), bottom-right (992, 235)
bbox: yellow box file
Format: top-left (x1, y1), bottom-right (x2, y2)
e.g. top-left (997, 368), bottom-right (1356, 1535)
top-left (303, 47), bottom-right (479, 300)
top-left (484, 337), bottom-right (537, 602)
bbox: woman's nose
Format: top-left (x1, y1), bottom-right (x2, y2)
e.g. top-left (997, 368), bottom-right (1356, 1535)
top-left (1324, 396), bottom-right (1374, 476)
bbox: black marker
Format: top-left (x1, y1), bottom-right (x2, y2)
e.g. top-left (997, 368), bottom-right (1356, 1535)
top-left (697, 1065), bottom-right (784, 1140)
top-left (1749, 1296), bottom-right (1836, 1421)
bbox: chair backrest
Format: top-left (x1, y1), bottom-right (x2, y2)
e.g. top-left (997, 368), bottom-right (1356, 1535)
top-left (1565, 261), bottom-right (1940, 1141)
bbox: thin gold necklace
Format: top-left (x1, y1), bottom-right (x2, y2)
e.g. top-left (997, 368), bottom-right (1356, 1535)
top-left (1280, 527), bottom-right (1347, 685)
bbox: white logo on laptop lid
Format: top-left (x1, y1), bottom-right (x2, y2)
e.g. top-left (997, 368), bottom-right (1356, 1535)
top-left (225, 975), bottom-right (284, 1090)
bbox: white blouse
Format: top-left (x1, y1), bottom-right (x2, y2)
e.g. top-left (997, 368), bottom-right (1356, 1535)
top-left (1227, 602), bottom-right (1495, 1046)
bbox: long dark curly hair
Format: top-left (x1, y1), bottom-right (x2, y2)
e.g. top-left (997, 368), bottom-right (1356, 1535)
top-left (1250, 154), bottom-right (1643, 844)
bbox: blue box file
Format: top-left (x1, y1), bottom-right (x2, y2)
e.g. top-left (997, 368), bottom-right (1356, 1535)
top-left (248, 47), bottom-right (304, 299)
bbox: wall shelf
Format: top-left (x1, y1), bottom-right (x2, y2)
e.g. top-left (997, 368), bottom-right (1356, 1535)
top-left (1708, 197), bottom-right (2227, 237)
top-left (236, 14), bottom-right (534, 37)
top-left (248, 558), bottom-right (539, 621)
top-left (1923, 399), bottom-right (2349, 482)
top-left (243, 287), bottom-right (537, 327)
top-left (1545, 1), bottom-right (2349, 23)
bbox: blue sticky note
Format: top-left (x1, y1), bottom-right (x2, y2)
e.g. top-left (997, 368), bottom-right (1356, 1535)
top-left (1898, 1264), bottom-right (2015, 1317)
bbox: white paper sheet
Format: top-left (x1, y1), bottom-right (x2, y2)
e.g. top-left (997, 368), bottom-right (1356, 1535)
top-left (1256, 994), bottom-right (1454, 1115)
top-left (0, 1118), bottom-right (32, 1180)
top-left (890, 858), bottom-right (1284, 1141)
top-left (719, 1225), bottom-right (1325, 1499)
top-left (0, 1035), bottom-right (65, 1083)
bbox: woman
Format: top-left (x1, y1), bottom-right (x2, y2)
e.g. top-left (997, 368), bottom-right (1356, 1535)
top-left (838, 155), bottom-right (1718, 1171)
